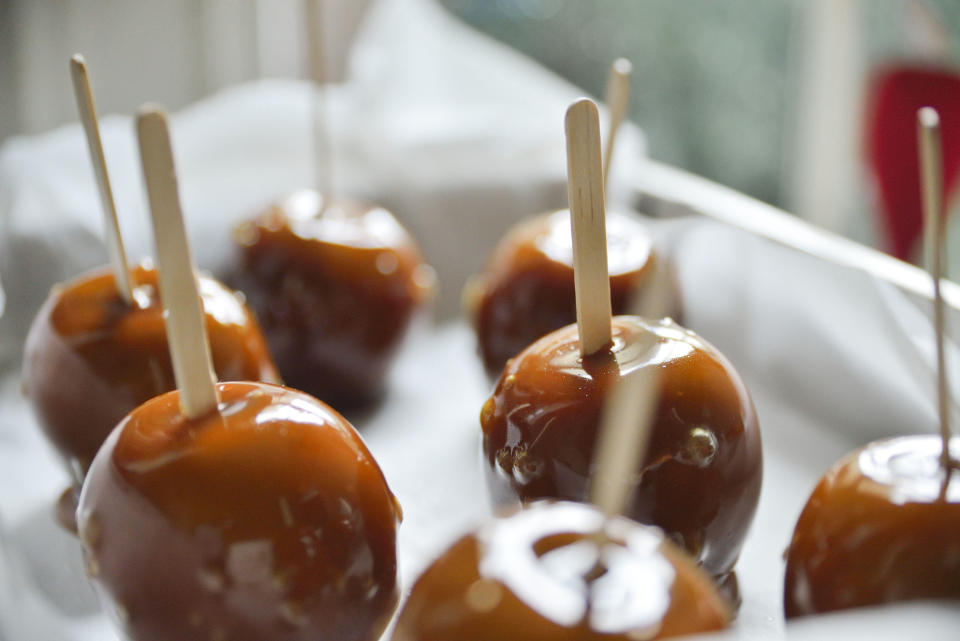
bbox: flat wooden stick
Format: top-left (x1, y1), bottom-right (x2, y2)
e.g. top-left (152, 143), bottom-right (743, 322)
top-left (136, 106), bottom-right (219, 419)
top-left (630, 255), bottom-right (672, 321)
top-left (305, 0), bottom-right (334, 207)
top-left (603, 58), bottom-right (632, 192)
top-left (587, 238), bottom-right (672, 516)
top-left (566, 99), bottom-right (613, 357)
top-left (70, 54), bottom-right (133, 304)
top-left (917, 106), bottom-right (955, 481)
top-left (589, 365), bottom-right (660, 518)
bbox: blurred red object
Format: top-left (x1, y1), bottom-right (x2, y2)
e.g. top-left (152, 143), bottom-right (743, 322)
top-left (865, 65), bottom-right (960, 260)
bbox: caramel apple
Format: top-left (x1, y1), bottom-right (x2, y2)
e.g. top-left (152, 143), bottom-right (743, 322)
top-left (783, 435), bottom-right (960, 617)
top-left (391, 501), bottom-right (730, 641)
top-left (783, 108), bottom-right (960, 618)
top-left (466, 209), bottom-right (667, 377)
top-left (78, 381), bottom-right (401, 641)
top-left (231, 190), bottom-right (434, 410)
top-left (76, 105), bottom-right (402, 641)
top-left (22, 261), bottom-right (280, 480)
top-left (480, 316), bottom-right (762, 598)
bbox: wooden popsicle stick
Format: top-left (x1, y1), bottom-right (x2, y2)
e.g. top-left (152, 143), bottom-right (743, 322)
top-left (566, 99), bottom-right (613, 357)
top-left (589, 365), bottom-right (660, 518)
top-left (602, 58), bottom-right (632, 192)
top-left (917, 106), bottom-right (956, 480)
top-left (70, 54), bottom-right (134, 304)
top-left (588, 207), bottom-right (674, 517)
top-left (305, 0), bottom-right (334, 208)
top-left (630, 255), bottom-right (673, 321)
top-left (136, 106), bottom-right (219, 419)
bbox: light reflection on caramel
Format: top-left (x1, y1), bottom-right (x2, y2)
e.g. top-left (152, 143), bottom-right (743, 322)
top-left (784, 435), bottom-right (960, 618)
top-left (390, 501), bottom-right (730, 641)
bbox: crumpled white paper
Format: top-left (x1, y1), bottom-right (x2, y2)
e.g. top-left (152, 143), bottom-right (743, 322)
top-left (2, 0), bottom-right (959, 640)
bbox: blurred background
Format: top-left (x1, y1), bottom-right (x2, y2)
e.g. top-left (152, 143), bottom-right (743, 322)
top-left (444, 0), bottom-right (960, 204)
top-left (2, 0), bottom-right (960, 261)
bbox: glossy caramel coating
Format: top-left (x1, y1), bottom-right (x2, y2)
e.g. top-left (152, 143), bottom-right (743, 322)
top-left (784, 435), bottom-right (960, 618)
top-left (22, 262), bottom-right (280, 480)
top-left (481, 316), bottom-right (762, 587)
top-left (467, 210), bottom-right (667, 377)
top-left (231, 190), bottom-right (434, 410)
top-left (391, 501), bottom-right (730, 641)
top-left (78, 381), bottom-right (402, 641)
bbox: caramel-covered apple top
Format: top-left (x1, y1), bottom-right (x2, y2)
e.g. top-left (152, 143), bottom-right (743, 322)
top-left (23, 261), bottom-right (279, 478)
top-left (79, 381), bottom-right (402, 641)
top-left (468, 210), bottom-right (658, 376)
top-left (391, 501), bottom-right (730, 641)
top-left (237, 190), bottom-right (434, 303)
top-left (784, 435), bottom-right (960, 617)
